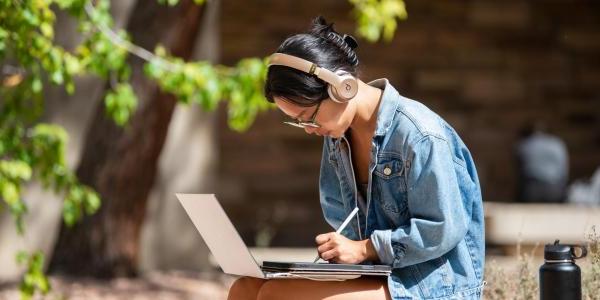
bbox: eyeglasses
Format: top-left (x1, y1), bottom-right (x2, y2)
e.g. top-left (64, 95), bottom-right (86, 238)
top-left (283, 101), bottom-right (322, 129)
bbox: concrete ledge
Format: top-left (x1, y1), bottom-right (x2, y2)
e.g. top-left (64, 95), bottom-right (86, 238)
top-left (484, 202), bottom-right (600, 246)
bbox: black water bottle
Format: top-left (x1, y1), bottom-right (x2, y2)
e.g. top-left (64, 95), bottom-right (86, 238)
top-left (540, 240), bottom-right (587, 300)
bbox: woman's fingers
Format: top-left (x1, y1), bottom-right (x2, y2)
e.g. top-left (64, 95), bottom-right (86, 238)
top-left (317, 241), bottom-right (335, 254)
top-left (315, 232), bottom-right (335, 245)
top-left (321, 248), bottom-right (340, 262)
top-left (315, 233), bottom-right (362, 263)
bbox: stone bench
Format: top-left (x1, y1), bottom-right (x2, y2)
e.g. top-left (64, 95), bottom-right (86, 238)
top-left (484, 202), bottom-right (600, 255)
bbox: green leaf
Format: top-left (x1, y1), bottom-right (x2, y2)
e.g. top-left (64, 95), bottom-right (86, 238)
top-left (50, 70), bottom-right (64, 85)
top-left (22, 9), bottom-right (40, 26)
top-left (144, 59), bottom-right (164, 78)
top-left (18, 251), bottom-right (51, 298)
top-left (62, 197), bottom-right (79, 226)
top-left (0, 181), bottom-right (20, 206)
top-left (16, 251), bottom-right (29, 265)
top-left (32, 78), bottom-right (43, 93)
top-left (40, 23), bottom-right (54, 38)
top-left (104, 83), bottom-right (138, 126)
top-left (352, 0), bottom-right (406, 42)
top-left (0, 160), bottom-right (32, 181)
top-left (64, 54), bottom-right (81, 75)
top-left (84, 189), bottom-right (101, 214)
top-left (65, 80), bottom-right (75, 94)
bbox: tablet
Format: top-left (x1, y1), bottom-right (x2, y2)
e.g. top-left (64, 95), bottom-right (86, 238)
top-left (262, 261), bottom-right (392, 276)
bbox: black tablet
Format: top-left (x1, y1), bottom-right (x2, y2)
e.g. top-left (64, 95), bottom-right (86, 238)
top-left (261, 261), bottom-right (392, 275)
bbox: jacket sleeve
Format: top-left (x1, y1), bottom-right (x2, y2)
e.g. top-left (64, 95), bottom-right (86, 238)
top-left (370, 135), bottom-right (470, 268)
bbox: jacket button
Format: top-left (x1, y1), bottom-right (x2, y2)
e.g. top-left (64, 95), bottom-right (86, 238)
top-left (384, 166), bottom-right (392, 176)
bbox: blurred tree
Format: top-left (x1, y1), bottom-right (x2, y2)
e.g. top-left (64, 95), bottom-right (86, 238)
top-left (1, 0), bottom-right (406, 297)
top-left (47, 0), bottom-right (207, 278)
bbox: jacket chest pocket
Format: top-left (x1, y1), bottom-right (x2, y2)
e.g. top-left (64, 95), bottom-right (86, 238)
top-left (372, 155), bottom-right (409, 220)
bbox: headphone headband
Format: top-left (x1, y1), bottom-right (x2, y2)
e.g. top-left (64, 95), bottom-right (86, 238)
top-left (268, 53), bottom-right (343, 90)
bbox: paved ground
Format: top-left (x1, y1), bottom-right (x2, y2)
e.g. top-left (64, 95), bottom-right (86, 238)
top-left (0, 271), bottom-right (236, 300)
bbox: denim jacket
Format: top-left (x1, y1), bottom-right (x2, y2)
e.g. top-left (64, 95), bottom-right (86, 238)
top-left (319, 79), bottom-right (485, 299)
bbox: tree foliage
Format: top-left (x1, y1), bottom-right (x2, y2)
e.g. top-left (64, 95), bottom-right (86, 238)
top-left (0, 0), bottom-right (406, 298)
top-left (350, 0), bottom-right (407, 42)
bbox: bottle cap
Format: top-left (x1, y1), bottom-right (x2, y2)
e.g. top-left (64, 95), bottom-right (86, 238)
top-left (544, 240), bottom-right (587, 261)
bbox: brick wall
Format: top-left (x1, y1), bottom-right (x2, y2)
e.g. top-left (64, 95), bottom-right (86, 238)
top-left (216, 0), bottom-right (600, 247)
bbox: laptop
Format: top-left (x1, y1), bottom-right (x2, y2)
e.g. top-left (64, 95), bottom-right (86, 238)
top-left (176, 194), bottom-right (392, 280)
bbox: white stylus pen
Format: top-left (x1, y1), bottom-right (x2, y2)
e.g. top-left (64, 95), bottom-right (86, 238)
top-left (313, 206), bottom-right (360, 263)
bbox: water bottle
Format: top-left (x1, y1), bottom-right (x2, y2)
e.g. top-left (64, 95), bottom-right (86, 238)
top-left (540, 240), bottom-right (587, 300)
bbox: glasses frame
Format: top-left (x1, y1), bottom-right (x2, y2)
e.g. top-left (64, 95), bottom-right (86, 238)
top-left (283, 101), bottom-right (322, 129)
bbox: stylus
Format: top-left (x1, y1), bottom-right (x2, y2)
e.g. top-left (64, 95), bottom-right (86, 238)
top-left (313, 206), bottom-right (360, 263)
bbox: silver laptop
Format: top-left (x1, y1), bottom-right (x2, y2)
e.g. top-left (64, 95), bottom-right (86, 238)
top-left (176, 194), bottom-right (391, 280)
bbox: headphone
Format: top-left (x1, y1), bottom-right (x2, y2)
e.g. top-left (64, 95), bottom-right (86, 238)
top-left (268, 53), bottom-right (358, 103)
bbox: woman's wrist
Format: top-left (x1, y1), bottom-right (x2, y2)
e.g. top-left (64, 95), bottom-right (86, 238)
top-left (359, 238), bottom-right (379, 262)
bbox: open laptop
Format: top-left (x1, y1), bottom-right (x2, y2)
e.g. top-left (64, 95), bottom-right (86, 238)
top-left (176, 194), bottom-right (391, 280)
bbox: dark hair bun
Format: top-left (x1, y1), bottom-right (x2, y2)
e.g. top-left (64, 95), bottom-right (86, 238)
top-left (309, 16), bottom-right (334, 37)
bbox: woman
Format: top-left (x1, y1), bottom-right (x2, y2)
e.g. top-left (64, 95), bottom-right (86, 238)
top-left (228, 17), bottom-right (485, 300)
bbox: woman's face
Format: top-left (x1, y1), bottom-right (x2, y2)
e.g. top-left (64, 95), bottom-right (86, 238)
top-left (273, 96), bottom-right (356, 138)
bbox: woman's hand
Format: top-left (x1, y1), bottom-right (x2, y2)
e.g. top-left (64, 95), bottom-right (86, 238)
top-left (315, 232), bottom-right (378, 264)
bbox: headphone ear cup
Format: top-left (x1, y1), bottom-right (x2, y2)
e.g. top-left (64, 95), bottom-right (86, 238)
top-left (328, 72), bottom-right (358, 103)
top-left (327, 84), bottom-right (343, 103)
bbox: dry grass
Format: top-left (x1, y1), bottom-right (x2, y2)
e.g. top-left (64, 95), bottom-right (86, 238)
top-left (583, 226), bottom-right (600, 300)
top-left (484, 245), bottom-right (539, 299)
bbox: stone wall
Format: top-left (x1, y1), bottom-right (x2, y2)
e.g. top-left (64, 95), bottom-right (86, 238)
top-left (216, 0), bottom-right (600, 247)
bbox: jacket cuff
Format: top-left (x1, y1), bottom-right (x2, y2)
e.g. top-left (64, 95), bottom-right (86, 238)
top-left (370, 230), bottom-right (395, 265)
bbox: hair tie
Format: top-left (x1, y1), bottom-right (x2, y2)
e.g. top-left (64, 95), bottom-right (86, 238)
top-left (325, 32), bottom-right (359, 67)
top-left (342, 34), bottom-right (358, 50)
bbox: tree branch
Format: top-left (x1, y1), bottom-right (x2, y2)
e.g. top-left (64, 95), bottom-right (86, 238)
top-left (84, 2), bottom-right (179, 72)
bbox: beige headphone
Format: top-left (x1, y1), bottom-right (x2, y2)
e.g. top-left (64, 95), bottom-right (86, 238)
top-left (268, 53), bottom-right (358, 103)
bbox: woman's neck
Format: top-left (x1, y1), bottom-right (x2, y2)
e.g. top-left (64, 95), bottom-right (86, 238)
top-left (348, 80), bottom-right (383, 140)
